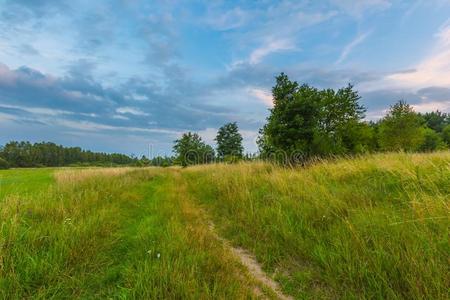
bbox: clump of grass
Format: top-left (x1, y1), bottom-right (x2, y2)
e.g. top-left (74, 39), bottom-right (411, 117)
top-left (183, 151), bottom-right (450, 299)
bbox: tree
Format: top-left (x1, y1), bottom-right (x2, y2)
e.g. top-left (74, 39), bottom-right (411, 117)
top-left (0, 141), bottom-right (137, 168)
top-left (150, 156), bottom-right (173, 167)
top-left (215, 122), bottom-right (244, 160)
top-left (0, 157), bottom-right (9, 169)
top-left (173, 132), bottom-right (215, 167)
top-left (441, 124), bottom-right (450, 146)
top-left (378, 101), bottom-right (425, 151)
top-left (258, 73), bottom-right (367, 163)
top-left (420, 111), bottom-right (449, 132)
top-left (419, 128), bottom-right (446, 152)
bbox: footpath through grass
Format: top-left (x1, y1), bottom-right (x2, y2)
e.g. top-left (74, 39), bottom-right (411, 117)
top-left (0, 168), bottom-right (259, 299)
top-left (183, 152), bottom-right (450, 299)
top-left (1, 152), bottom-right (449, 299)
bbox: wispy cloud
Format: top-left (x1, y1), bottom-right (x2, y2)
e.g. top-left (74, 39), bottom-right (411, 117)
top-left (336, 31), bottom-right (371, 64)
top-left (249, 38), bottom-right (297, 65)
top-left (116, 106), bottom-right (149, 116)
top-left (379, 21), bottom-right (450, 89)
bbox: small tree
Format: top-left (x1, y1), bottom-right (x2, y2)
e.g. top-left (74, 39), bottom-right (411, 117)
top-left (173, 132), bottom-right (215, 167)
top-left (215, 122), bottom-right (244, 161)
top-left (442, 124), bottom-right (450, 147)
top-left (378, 101), bottom-right (425, 151)
top-left (419, 128), bottom-right (446, 152)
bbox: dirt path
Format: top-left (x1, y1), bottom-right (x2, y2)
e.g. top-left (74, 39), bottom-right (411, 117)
top-left (208, 222), bottom-right (293, 300)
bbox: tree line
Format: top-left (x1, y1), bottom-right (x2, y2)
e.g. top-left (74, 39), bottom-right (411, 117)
top-left (172, 73), bottom-right (450, 165)
top-left (0, 141), bottom-right (138, 169)
top-left (1, 73), bottom-right (449, 169)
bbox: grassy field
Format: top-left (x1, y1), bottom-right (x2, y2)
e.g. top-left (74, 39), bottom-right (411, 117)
top-left (0, 152), bottom-right (449, 299)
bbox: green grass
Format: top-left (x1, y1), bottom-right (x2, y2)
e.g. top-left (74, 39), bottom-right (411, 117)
top-left (0, 168), bottom-right (54, 199)
top-left (0, 168), bottom-right (258, 299)
top-left (183, 152), bottom-right (450, 299)
top-left (0, 152), bottom-right (449, 299)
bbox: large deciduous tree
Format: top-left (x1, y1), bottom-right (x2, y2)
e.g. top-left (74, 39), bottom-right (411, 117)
top-left (258, 73), bottom-right (368, 162)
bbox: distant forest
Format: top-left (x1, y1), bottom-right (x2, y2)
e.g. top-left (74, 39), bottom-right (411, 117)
top-left (0, 141), bottom-right (173, 169)
top-left (1, 73), bottom-right (449, 169)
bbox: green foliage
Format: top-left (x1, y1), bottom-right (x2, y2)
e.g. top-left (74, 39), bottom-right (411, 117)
top-left (0, 157), bottom-right (9, 169)
top-left (442, 124), bottom-right (450, 146)
top-left (378, 101), bottom-right (425, 151)
top-left (215, 122), bottom-right (244, 160)
top-left (150, 156), bottom-right (173, 167)
top-left (419, 110), bottom-right (449, 132)
top-left (0, 141), bottom-right (136, 168)
top-left (258, 73), bottom-right (367, 161)
top-left (173, 132), bottom-right (215, 166)
top-left (419, 128), bottom-right (446, 152)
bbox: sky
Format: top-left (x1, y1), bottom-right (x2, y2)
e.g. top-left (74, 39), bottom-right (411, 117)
top-left (1, 0), bottom-right (450, 156)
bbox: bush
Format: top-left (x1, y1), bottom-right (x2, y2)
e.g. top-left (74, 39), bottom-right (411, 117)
top-left (378, 101), bottom-right (425, 151)
top-left (419, 128), bottom-right (446, 152)
top-left (443, 124), bottom-right (450, 146)
top-left (0, 157), bottom-right (10, 169)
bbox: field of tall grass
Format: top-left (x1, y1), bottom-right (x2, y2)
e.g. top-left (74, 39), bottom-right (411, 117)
top-left (184, 152), bottom-right (450, 299)
top-left (0, 152), bottom-right (449, 299)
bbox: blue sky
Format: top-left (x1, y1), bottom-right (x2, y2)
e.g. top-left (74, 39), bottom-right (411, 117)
top-left (1, 0), bottom-right (450, 156)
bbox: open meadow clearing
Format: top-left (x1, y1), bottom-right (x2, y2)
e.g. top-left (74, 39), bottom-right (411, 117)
top-left (0, 152), bottom-right (449, 299)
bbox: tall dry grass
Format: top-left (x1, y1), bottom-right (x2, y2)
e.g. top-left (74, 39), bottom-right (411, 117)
top-left (183, 151), bottom-right (450, 299)
top-left (53, 167), bottom-right (136, 185)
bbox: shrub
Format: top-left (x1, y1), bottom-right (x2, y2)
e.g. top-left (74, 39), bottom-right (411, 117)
top-left (0, 157), bottom-right (10, 169)
top-left (419, 128), bottom-right (446, 152)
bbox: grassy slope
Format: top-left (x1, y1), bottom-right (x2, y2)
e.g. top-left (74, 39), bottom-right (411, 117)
top-left (183, 152), bottom-right (450, 299)
top-left (1, 152), bottom-right (449, 299)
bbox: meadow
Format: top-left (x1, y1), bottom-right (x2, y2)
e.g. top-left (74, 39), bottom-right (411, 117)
top-left (0, 152), bottom-right (449, 299)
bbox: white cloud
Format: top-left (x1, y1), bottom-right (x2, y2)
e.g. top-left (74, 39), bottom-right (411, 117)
top-left (116, 106), bottom-right (149, 116)
top-left (336, 31), bottom-right (371, 64)
top-left (229, 9), bottom-right (336, 67)
top-left (386, 23), bottom-right (450, 89)
top-left (112, 114), bottom-right (129, 120)
top-left (412, 100), bottom-right (450, 113)
top-left (249, 38), bottom-right (296, 65)
top-left (247, 87), bottom-right (273, 107)
top-left (361, 21), bottom-right (450, 92)
top-left (55, 119), bottom-right (181, 136)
